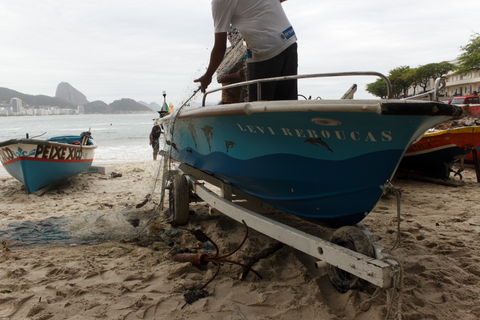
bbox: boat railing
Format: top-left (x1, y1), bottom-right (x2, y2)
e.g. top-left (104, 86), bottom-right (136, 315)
top-left (403, 77), bottom-right (446, 101)
top-left (202, 71), bottom-right (392, 106)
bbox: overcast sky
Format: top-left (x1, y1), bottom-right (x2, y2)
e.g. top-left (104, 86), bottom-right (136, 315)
top-left (1, 0), bottom-right (478, 108)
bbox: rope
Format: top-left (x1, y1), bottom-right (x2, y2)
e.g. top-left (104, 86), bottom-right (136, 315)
top-left (155, 86), bottom-right (202, 210)
top-left (382, 255), bottom-right (405, 320)
top-left (123, 37), bottom-right (244, 239)
top-left (360, 181), bottom-right (404, 319)
top-left (381, 180), bottom-right (402, 252)
top-left (122, 86), bottom-right (203, 240)
top-left (358, 254), bottom-right (404, 320)
top-left (390, 186), bottom-right (402, 251)
top-left (382, 181), bottom-right (404, 319)
top-left (359, 287), bottom-right (382, 311)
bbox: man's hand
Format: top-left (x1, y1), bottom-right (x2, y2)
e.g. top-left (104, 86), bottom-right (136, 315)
top-left (194, 74), bottom-right (213, 93)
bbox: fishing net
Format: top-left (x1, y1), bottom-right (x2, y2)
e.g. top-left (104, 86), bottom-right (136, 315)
top-left (143, 27), bottom-right (248, 223)
top-left (1, 28), bottom-right (248, 248)
top-left (215, 29), bottom-right (248, 103)
top-left (2, 135), bottom-right (176, 248)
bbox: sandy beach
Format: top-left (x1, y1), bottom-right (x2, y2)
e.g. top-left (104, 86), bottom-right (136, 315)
top-left (1, 161), bottom-right (480, 319)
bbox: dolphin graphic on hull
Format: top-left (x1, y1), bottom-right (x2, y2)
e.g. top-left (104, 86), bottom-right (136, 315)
top-left (188, 123), bottom-right (197, 149)
top-left (225, 140), bottom-right (236, 153)
top-left (304, 138), bottom-right (333, 152)
top-left (201, 125), bottom-right (214, 152)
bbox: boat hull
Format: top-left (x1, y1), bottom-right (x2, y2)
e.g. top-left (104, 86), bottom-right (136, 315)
top-left (161, 100), bottom-right (462, 227)
top-left (398, 126), bottom-right (480, 180)
top-left (464, 145), bottom-right (480, 163)
top-left (0, 136), bottom-right (97, 194)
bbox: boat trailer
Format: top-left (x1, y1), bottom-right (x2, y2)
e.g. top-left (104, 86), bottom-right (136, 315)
top-left (168, 162), bottom-right (400, 291)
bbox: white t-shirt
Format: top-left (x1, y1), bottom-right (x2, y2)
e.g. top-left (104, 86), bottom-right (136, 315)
top-left (212, 0), bottom-right (297, 63)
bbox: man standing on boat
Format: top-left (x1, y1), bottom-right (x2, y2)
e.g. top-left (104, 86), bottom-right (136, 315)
top-left (149, 120), bottom-right (163, 161)
top-left (195, 0), bottom-right (298, 102)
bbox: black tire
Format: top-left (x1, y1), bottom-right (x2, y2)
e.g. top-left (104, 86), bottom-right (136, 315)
top-left (169, 174), bottom-right (190, 225)
top-left (327, 226), bottom-right (375, 293)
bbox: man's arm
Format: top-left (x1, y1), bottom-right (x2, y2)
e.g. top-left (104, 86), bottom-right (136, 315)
top-left (194, 32), bottom-right (228, 92)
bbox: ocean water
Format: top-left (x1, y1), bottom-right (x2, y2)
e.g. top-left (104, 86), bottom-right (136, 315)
top-left (0, 113), bottom-right (159, 164)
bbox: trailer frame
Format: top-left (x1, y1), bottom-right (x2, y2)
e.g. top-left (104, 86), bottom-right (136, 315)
top-left (172, 162), bottom-right (399, 289)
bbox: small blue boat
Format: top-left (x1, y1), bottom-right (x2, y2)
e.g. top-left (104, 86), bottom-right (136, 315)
top-left (0, 132), bottom-right (97, 194)
top-left (160, 97), bottom-right (462, 227)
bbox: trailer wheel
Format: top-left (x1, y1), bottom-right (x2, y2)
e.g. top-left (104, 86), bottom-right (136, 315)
top-left (327, 226), bottom-right (375, 293)
top-left (169, 174), bottom-right (190, 225)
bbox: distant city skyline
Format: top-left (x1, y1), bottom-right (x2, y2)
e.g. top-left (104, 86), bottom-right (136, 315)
top-left (0, 97), bottom-right (84, 116)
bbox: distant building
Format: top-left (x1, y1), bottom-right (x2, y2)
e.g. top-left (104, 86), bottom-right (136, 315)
top-left (406, 61), bottom-right (480, 99)
top-left (444, 70), bottom-right (480, 97)
top-left (77, 105), bottom-right (84, 114)
top-left (11, 97), bottom-right (23, 114)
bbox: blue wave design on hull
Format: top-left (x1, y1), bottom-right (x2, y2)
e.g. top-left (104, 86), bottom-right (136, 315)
top-left (176, 148), bottom-right (403, 227)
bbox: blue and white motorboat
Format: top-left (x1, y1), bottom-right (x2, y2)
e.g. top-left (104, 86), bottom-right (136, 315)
top-left (0, 132), bottom-right (97, 194)
top-left (159, 73), bottom-right (463, 227)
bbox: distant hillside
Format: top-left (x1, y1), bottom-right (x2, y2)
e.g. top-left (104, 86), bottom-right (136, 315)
top-left (83, 100), bottom-right (108, 114)
top-left (138, 101), bottom-right (161, 112)
top-left (0, 87), bottom-right (77, 109)
top-left (84, 100), bottom-right (153, 114)
top-left (0, 87), bottom-right (156, 114)
top-left (55, 82), bottom-right (89, 105)
top-left (106, 98), bottom-right (152, 114)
